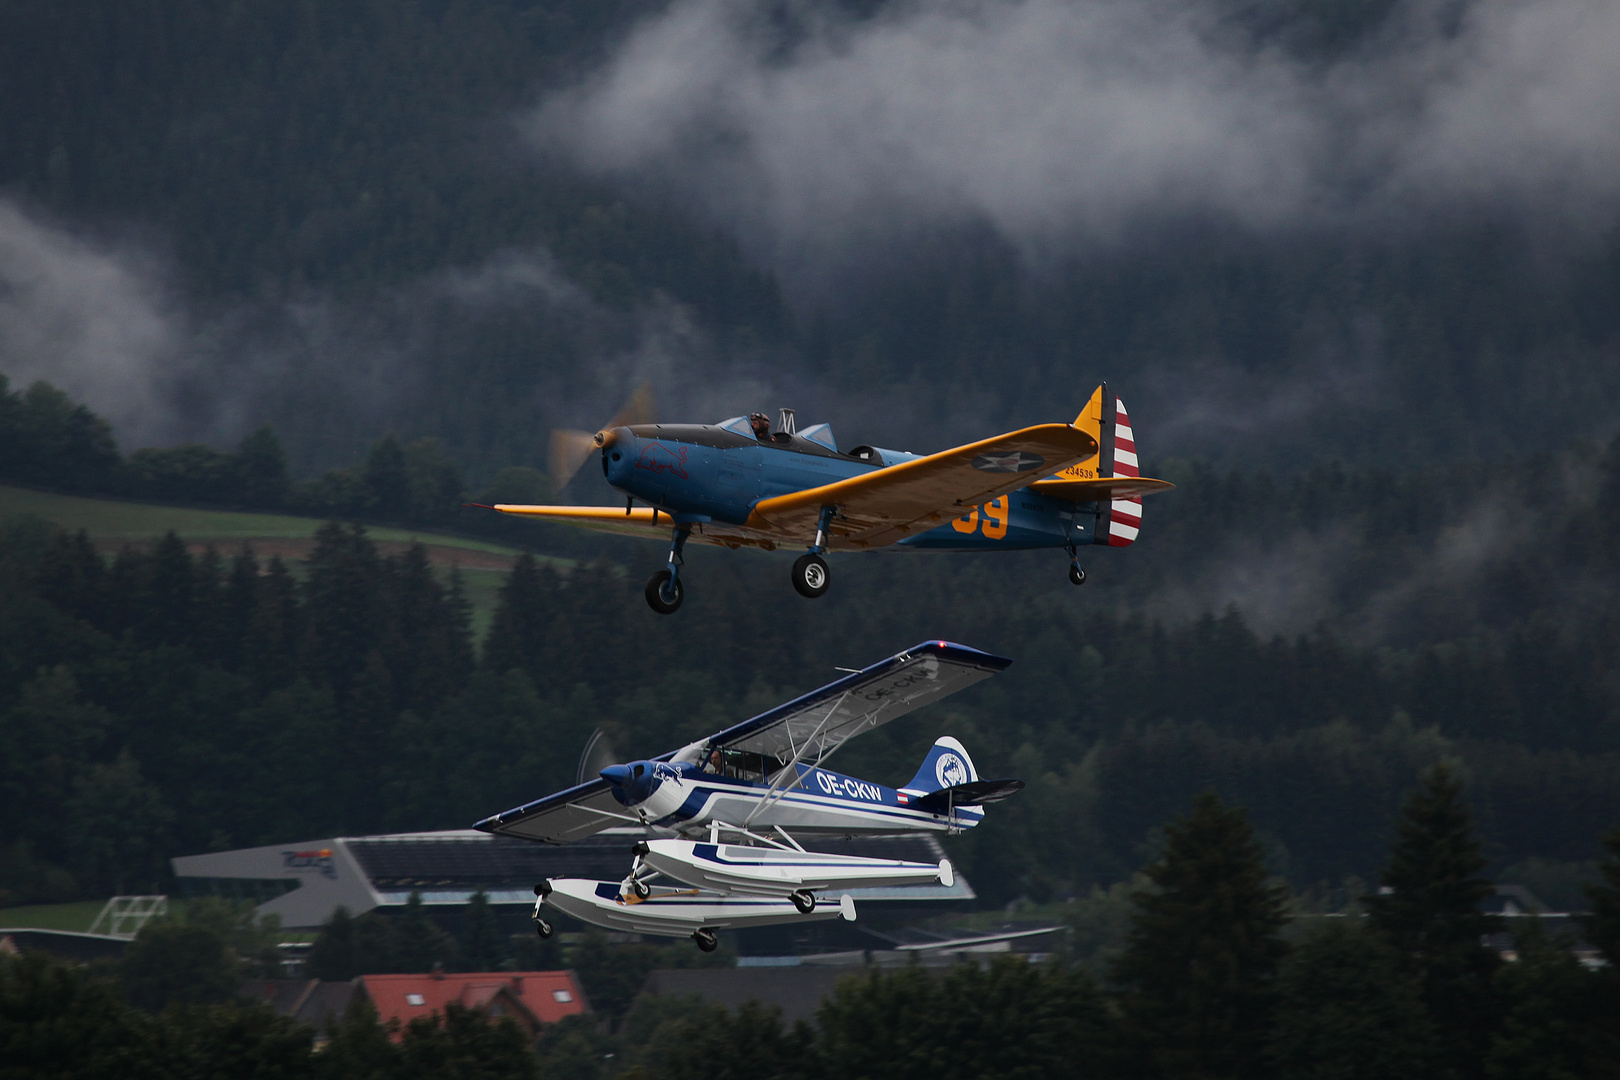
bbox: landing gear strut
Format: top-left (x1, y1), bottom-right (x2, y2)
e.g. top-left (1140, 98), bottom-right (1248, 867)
top-left (692, 927), bottom-right (719, 952)
top-left (1065, 539), bottom-right (1087, 587)
top-left (532, 882), bottom-right (554, 938)
top-left (645, 525), bottom-right (691, 614)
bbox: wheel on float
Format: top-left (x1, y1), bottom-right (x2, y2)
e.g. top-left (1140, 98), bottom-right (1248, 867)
top-left (692, 928), bottom-right (719, 953)
top-left (790, 890), bottom-right (816, 914)
top-left (645, 570), bottom-right (684, 614)
top-left (632, 880), bottom-right (651, 899)
top-left (792, 554), bottom-right (830, 599)
top-left (1068, 565), bottom-right (1087, 586)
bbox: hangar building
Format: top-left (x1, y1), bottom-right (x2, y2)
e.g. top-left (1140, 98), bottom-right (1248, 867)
top-left (172, 827), bottom-right (974, 931)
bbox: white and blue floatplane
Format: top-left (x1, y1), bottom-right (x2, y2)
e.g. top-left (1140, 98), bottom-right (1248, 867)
top-left (474, 641), bottom-right (1023, 950)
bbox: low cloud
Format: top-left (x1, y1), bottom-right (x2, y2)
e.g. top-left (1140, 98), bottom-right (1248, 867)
top-left (0, 201), bottom-right (194, 446)
top-left (0, 197), bottom-right (812, 467)
top-left (530, 0), bottom-right (1620, 292)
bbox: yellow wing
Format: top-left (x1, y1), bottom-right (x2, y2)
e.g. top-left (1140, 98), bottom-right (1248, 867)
top-left (745, 423), bottom-right (1099, 549)
top-left (487, 504), bottom-right (787, 550)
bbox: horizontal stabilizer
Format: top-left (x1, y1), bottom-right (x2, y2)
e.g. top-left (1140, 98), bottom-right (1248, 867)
top-left (911, 778), bottom-right (1026, 813)
top-left (1028, 476), bottom-right (1174, 502)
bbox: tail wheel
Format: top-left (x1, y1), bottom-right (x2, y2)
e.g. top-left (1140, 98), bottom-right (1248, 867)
top-left (534, 918), bottom-right (553, 939)
top-left (792, 554), bottom-right (830, 598)
top-left (790, 890), bottom-right (816, 914)
top-left (645, 570), bottom-right (684, 614)
top-left (1068, 565), bottom-right (1087, 586)
top-left (692, 928), bottom-right (719, 953)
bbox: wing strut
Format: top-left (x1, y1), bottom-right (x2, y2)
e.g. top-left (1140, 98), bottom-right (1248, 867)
top-left (743, 692), bottom-right (850, 827)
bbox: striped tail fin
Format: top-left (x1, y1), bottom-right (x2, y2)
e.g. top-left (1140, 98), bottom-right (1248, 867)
top-left (1103, 394), bottom-right (1142, 547)
top-left (1055, 384), bottom-right (1146, 547)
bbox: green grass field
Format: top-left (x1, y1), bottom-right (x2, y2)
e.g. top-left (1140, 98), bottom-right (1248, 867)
top-left (0, 484), bottom-right (523, 555)
top-left (0, 900), bottom-right (110, 933)
top-left (0, 484), bottom-right (553, 639)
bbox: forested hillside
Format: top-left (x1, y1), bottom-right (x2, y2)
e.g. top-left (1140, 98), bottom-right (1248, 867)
top-left (4, 393), bottom-right (1619, 904)
top-left (3, 0), bottom-right (1619, 914)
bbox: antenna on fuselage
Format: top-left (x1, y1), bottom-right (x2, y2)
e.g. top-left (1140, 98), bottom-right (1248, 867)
top-left (778, 408), bottom-right (796, 435)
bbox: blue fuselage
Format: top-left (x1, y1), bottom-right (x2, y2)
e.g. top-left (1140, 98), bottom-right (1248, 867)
top-left (601, 757), bottom-right (985, 836)
top-left (600, 424), bottom-right (1094, 550)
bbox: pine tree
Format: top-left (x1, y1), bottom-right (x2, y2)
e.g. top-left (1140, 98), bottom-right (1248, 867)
top-left (140, 532), bottom-right (195, 648)
top-left (1364, 763), bottom-right (1500, 1080)
top-left (1484, 917), bottom-right (1620, 1080)
top-left (243, 555), bottom-right (301, 693)
top-left (1270, 920), bottom-right (1439, 1079)
top-left (308, 907), bottom-right (359, 982)
top-left (394, 891), bottom-right (455, 974)
top-left (234, 425), bottom-right (289, 508)
top-left (363, 434), bottom-right (411, 521)
top-left (1111, 790), bottom-right (1290, 1080)
top-left (1582, 826), bottom-right (1620, 965)
top-left (461, 889), bottom-right (503, 972)
top-left (302, 522), bottom-right (384, 699)
top-left (481, 552), bottom-right (554, 682)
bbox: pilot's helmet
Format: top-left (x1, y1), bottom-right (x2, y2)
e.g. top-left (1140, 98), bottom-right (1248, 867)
top-left (748, 412), bottom-right (771, 436)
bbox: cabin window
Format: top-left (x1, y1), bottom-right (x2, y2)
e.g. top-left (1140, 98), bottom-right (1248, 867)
top-left (717, 416), bottom-right (754, 437)
top-left (715, 750), bottom-right (784, 782)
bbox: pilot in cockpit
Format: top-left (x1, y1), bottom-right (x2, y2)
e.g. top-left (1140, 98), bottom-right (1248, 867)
top-left (704, 747), bottom-right (724, 775)
top-left (748, 412), bottom-right (771, 441)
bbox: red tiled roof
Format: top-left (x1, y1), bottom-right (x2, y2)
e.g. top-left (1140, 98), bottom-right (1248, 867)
top-left (359, 971), bottom-right (588, 1036)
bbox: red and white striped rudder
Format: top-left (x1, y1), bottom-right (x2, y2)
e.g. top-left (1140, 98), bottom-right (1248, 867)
top-left (1106, 396), bottom-right (1142, 547)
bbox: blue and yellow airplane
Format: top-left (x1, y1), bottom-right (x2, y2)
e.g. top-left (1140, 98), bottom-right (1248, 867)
top-left (489, 384), bottom-right (1171, 613)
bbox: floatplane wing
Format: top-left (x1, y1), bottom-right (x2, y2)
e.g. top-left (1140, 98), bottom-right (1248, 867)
top-left (475, 641), bottom-right (1010, 843)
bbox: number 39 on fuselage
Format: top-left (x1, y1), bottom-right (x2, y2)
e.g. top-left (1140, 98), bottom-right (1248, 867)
top-left (488, 383), bottom-right (1172, 613)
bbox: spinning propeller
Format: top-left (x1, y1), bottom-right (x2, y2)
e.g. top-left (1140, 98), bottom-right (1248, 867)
top-left (548, 383), bottom-right (655, 499)
top-left (576, 727), bottom-right (622, 788)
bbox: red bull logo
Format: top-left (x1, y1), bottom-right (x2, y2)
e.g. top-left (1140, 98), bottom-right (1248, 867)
top-left (283, 848), bottom-right (336, 878)
top-left (635, 442), bottom-right (689, 479)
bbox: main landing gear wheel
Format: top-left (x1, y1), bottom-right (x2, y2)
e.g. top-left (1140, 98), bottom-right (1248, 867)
top-left (790, 890), bottom-right (816, 914)
top-left (792, 554), bottom-right (829, 599)
top-left (632, 880), bottom-right (651, 900)
top-left (645, 570), bottom-right (684, 614)
top-left (534, 917), bottom-right (553, 938)
top-left (1069, 565), bottom-right (1088, 586)
top-left (692, 928), bottom-right (719, 953)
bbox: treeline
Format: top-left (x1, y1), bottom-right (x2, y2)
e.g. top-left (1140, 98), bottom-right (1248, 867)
top-left (1, 951), bottom-right (539, 1080)
top-left (5, 497), bottom-right (1620, 905)
top-left (0, 372), bottom-right (551, 529)
top-left (9, 777), bottom-right (1620, 1080)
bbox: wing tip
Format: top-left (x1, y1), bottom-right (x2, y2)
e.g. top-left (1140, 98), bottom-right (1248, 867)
top-left (913, 639), bottom-right (1014, 671)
